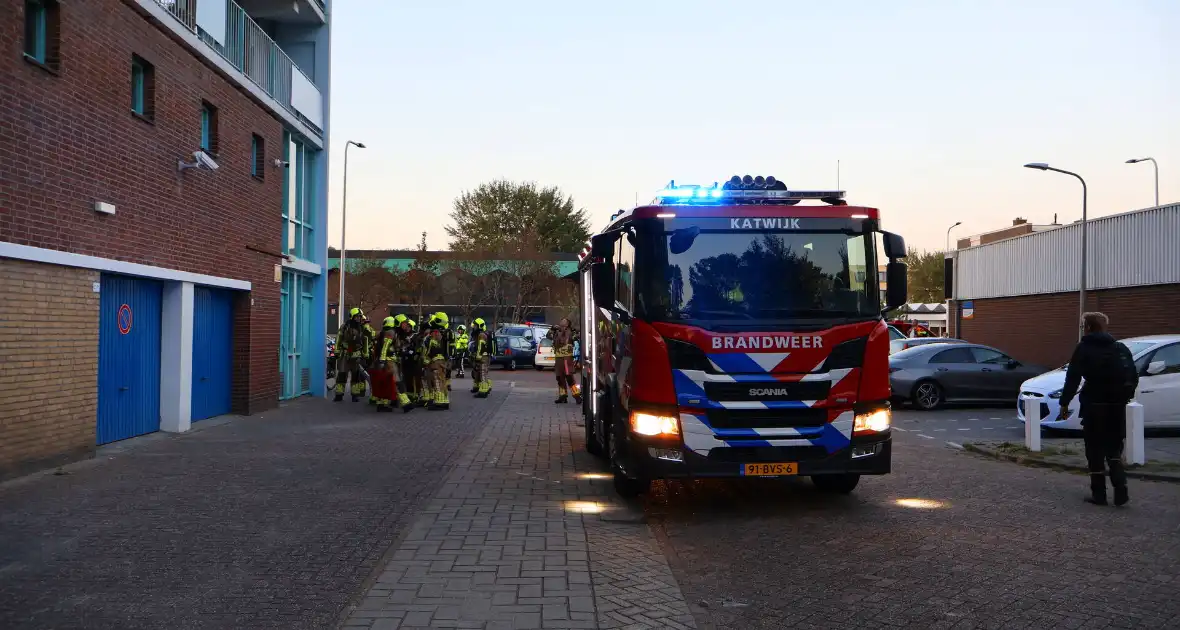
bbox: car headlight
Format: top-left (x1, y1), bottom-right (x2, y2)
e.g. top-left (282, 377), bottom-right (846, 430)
top-left (1048, 389), bottom-right (1063, 399)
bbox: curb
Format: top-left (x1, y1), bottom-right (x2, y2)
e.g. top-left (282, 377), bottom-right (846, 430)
top-left (961, 443), bottom-right (1180, 483)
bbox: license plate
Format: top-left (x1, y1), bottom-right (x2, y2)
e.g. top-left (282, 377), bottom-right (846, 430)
top-left (742, 462), bottom-right (798, 476)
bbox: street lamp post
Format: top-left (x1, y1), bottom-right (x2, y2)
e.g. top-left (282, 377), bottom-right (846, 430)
top-left (337, 140), bottom-right (366, 330)
top-left (1024, 162), bottom-right (1087, 339)
top-left (945, 221), bottom-right (961, 254)
top-left (1126, 157), bottom-right (1159, 207)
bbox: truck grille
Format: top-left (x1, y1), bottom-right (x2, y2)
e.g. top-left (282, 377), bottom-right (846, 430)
top-left (704, 380), bottom-right (830, 401)
top-left (706, 408), bottom-right (828, 429)
top-left (707, 445), bottom-right (830, 463)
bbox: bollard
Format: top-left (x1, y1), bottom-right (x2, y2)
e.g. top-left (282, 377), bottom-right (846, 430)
top-left (1124, 402), bottom-right (1145, 465)
top-left (1023, 397), bottom-right (1041, 452)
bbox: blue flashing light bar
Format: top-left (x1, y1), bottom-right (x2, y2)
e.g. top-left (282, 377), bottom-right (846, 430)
top-left (655, 176), bottom-right (846, 206)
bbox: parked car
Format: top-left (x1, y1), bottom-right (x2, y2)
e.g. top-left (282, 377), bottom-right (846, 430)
top-left (1018, 334), bottom-right (1180, 431)
top-left (491, 334), bottom-right (537, 371)
top-left (535, 338), bottom-right (555, 370)
top-left (889, 343), bottom-right (1049, 410)
top-left (887, 324), bottom-right (906, 342)
top-left (890, 336), bottom-right (965, 356)
top-left (497, 323), bottom-right (550, 349)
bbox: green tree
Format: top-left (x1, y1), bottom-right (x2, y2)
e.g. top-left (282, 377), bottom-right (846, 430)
top-left (906, 247), bottom-right (946, 303)
top-left (447, 180), bottom-right (591, 253)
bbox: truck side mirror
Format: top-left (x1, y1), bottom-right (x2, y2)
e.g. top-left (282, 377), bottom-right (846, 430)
top-left (591, 261), bottom-right (615, 308)
top-left (882, 232), bottom-right (907, 260)
top-left (590, 232), bottom-right (616, 259)
top-left (885, 261), bottom-right (908, 311)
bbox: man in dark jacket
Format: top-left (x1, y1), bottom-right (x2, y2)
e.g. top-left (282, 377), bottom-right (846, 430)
top-left (1057, 312), bottom-right (1138, 506)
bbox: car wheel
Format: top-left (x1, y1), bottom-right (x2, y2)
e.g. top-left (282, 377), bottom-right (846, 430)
top-left (812, 474), bottom-right (860, 494)
top-left (912, 380), bottom-right (944, 410)
top-left (535, 365), bottom-right (544, 371)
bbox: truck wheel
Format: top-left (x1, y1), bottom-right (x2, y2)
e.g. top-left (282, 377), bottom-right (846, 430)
top-left (585, 412), bottom-right (604, 457)
top-left (613, 471), bottom-right (650, 498)
top-left (609, 415), bottom-right (650, 497)
top-left (812, 474), bottom-right (860, 494)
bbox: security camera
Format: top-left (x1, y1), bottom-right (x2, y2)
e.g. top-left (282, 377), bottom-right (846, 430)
top-left (273, 158), bottom-right (290, 168)
top-left (193, 150), bottom-right (219, 171)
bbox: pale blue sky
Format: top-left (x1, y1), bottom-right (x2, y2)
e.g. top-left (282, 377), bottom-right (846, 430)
top-left (328, 0), bottom-right (1177, 253)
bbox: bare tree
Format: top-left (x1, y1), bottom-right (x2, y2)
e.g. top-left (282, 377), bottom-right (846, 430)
top-left (345, 257), bottom-right (399, 317)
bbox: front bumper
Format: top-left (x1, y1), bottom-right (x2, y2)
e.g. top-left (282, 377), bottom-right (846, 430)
top-left (1017, 392), bottom-right (1081, 431)
top-left (624, 433), bottom-right (892, 479)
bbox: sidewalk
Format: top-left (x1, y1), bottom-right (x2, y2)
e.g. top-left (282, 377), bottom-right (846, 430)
top-left (0, 394), bottom-right (500, 630)
top-left (964, 436), bottom-right (1180, 482)
top-left (342, 386), bottom-right (697, 630)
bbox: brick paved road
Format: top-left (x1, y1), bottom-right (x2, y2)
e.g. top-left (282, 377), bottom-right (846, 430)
top-left (0, 388), bottom-right (502, 630)
top-left (644, 428), bottom-right (1180, 629)
top-left (343, 386), bottom-right (696, 629)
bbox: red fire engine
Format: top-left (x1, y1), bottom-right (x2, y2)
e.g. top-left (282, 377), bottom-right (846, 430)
top-left (577, 175), bottom-right (909, 497)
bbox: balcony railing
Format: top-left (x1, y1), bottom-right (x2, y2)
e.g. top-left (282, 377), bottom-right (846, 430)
top-left (153, 0), bottom-right (323, 134)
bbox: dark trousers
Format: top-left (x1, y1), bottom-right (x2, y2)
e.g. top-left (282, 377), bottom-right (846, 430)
top-left (1082, 403), bottom-right (1127, 492)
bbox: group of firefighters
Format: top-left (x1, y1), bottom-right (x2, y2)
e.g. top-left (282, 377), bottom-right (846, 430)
top-left (333, 310), bottom-right (584, 410)
top-left (332, 308), bottom-right (494, 412)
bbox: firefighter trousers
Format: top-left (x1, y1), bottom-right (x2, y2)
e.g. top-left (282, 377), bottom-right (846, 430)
top-left (334, 357), bottom-right (366, 397)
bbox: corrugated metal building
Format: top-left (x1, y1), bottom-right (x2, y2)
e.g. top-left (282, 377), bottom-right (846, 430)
top-left (947, 203), bottom-right (1180, 368)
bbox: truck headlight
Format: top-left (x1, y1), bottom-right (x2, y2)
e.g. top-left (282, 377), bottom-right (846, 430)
top-left (630, 411), bottom-right (680, 437)
top-left (853, 408), bottom-right (891, 434)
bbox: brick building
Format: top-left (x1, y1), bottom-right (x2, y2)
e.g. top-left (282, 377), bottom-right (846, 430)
top-left (946, 204), bottom-right (1180, 368)
top-left (1, 0), bottom-right (332, 480)
top-left (955, 217), bottom-right (1062, 249)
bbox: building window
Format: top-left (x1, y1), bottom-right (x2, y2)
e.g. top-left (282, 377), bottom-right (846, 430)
top-left (282, 131), bottom-right (318, 260)
top-left (200, 101), bottom-right (219, 155)
top-left (251, 134), bottom-right (265, 180)
top-left (131, 55), bottom-right (155, 120)
top-left (24, 0), bottom-right (59, 69)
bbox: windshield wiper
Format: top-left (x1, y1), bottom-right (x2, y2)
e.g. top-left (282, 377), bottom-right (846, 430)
top-left (677, 309), bottom-right (754, 320)
top-left (755, 308), bottom-right (871, 318)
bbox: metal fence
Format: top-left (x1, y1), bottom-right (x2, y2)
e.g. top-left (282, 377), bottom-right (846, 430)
top-left (954, 204), bottom-right (1180, 299)
top-left (153, 0), bottom-right (320, 134)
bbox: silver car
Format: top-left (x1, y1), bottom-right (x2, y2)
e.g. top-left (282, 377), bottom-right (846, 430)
top-left (889, 336), bottom-right (966, 356)
top-left (889, 343), bottom-right (1049, 410)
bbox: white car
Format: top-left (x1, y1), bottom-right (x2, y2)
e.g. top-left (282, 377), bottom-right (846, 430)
top-left (534, 338), bottom-right (555, 370)
top-left (1017, 334), bottom-right (1180, 431)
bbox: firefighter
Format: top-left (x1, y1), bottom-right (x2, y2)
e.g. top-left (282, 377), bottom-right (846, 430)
top-left (413, 318), bottom-right (433, 407)
top-left (471, 318), bottom-right (493, 398)
top-left (452, 324), bottom-right (470, 378)
top-left (548, 318), bottom-right (582, 404)
top-left (371, 316), bottom-right (403, 412)
top-left (402, 318), bottom-right (424, 406)
top-left (363, 316), bottom-right (378, 405)
top-left (333, 308), bottom-right (369, 402)
top-left (391, 315), bottom-right (415, 412)
top-left (424, 312), bottom-right (451, 409)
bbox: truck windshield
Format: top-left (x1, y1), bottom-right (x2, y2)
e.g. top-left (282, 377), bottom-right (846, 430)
top-left (646, 226), bottom-right (880, 323)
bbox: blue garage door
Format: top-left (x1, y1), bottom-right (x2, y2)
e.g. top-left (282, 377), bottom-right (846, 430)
top-left (98, 275), bottom-right (163, 444)
top-left (192, 287), bottom-right (234, 421)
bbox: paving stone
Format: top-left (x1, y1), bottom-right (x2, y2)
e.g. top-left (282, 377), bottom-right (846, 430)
top-left (344, 388), bottom-right (697, 628)
top-left (0, 395), bottom-right (501, 630)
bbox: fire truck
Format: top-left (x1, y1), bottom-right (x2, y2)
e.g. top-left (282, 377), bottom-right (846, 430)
top-left (577, 175), bottom-right (909, 497)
